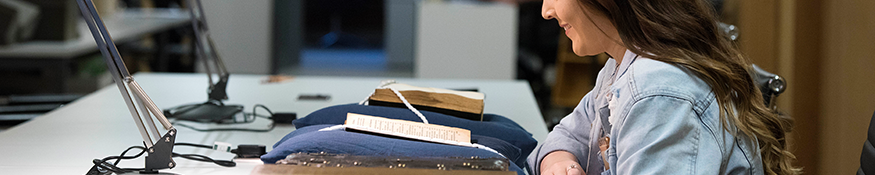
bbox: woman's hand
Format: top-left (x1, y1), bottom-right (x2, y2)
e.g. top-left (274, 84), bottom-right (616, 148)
top-left (540, 151), bottom-right (586, 175)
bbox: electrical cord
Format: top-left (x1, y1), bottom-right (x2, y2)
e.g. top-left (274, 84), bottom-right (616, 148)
top-left (174, 142), bottom-right (212, 149)
top-left (89, 146), bottom-right (148, 174)
top-left (170, 104), bottom-right (277, 132)
top-left (87, 143), bottom-right (238, 175)
top-left (87, 105), bottom-right (280, 173)
top-left (163, 100), bottom-right (227, 119)
top-left (173, 121), bottom-right (275, 132)
top-left (173, 153), bottom-right (236, 167)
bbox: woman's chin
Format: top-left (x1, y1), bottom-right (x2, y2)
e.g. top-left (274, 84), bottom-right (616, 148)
top-left (571, 47), bottom-right (600, 57)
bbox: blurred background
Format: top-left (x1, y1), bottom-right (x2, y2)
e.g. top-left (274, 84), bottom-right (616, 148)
top-left (0, 0), bottom-right (872, 174)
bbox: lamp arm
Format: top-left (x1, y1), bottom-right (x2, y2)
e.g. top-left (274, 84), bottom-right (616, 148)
top-left (77, 0), bottom-right (177, 172)
top-left (188, 0), bottom-right (230, 102)
top-left (129, 79), bottom-right (174, 130)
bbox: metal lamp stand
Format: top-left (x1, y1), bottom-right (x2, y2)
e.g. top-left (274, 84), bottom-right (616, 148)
top-left (76, 0), bottom-right (176, 173)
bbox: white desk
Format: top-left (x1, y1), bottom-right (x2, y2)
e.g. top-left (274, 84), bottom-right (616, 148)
top-left (0, 73), bottom-right (547, 174)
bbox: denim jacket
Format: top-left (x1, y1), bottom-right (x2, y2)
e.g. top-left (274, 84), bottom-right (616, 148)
top-left (527, 50), bottom-right (764, 175)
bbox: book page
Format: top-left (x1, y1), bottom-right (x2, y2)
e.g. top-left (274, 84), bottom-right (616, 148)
top-left (344, 113), bottom-right (471, 144)
top-left (385, 83), bottom-right (484, 100)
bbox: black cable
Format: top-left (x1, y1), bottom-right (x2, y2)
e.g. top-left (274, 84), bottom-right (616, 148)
top-left (173, 142), bottom-right (267, 159)
top-left (174, 142), bottom-right (213, 149)
top-left (89, 146), bottom-right (148, 174)
top-left (164, 101), bottom-right (220, 116)
top-left (171, 143), bottom-right (236, 167)
top-left (89, 143), bottom-right (239, 174)
top-left (88, 104), bottom-right (273, 173)
top-left (110, 145), bottom-right (146, 166)
top-left (91, 159), bottom-right (140, 174)
top-left (169, 104), bottom-right (277, 132)
top-left (250, 113), bottom-right (273, 120)
top-left (173, 121), bottom-right (275, 132)
top-left (173, 153), bottom-right (236, 167)
top-left (253, 104), bottom-right (273, 119)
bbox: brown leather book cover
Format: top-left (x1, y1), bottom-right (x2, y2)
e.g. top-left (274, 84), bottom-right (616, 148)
top-left (368, 83), bottom-right (484, 121)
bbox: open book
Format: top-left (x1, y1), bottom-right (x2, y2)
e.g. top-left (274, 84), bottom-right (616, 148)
top-left (368, 83), bottom-right (485, 121)
top-left (343, 113), bottom-right (473, 147)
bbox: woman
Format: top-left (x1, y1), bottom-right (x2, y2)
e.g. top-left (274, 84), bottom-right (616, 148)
top-left (528, 0), bottom-right (799, 175)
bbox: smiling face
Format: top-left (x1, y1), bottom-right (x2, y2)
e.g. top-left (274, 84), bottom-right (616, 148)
top-left (542, 0), bottom-right (620, 57)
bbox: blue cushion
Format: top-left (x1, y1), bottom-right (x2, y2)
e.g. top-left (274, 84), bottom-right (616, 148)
top-left (291, 103), bottom-right (537, 165)
top-left (262, 124), bottom-right (525, 175)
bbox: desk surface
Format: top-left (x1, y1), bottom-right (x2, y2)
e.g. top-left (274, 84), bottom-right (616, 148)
top-left (0, 73), bottom-right (547, 174)
top-left (0, 8), bottom-right (190, 59)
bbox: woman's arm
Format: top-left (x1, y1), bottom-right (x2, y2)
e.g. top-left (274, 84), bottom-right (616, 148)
top-left (613, 95), bottom-right (700, 174)
top-left (528, 91), bottom-right (598, 175)
top-left (541, 151), bottom-right (585, 175)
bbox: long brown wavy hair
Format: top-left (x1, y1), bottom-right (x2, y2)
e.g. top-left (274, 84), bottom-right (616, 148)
top-left (575, 0), bottom-right (800, 174)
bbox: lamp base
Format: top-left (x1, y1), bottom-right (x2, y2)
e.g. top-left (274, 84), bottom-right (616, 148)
top-left (143, 128), bottom-right (177, 173)
top-left (164, 102), bottom-right (243, 123)
top-left (123, 171), bottom-right (178, 175)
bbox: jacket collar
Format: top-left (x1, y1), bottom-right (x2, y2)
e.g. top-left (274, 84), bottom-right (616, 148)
top-left (614, 50), bottom-right (638, 81)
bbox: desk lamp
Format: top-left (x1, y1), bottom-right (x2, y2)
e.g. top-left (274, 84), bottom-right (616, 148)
top-left (162, 0), bottom-right (244, 123)
top-left (77, 0), bottom-right (176, 173)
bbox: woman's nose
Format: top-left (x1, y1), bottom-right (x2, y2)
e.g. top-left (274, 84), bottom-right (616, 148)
top-left (542, 1), bottom-right (555, 20)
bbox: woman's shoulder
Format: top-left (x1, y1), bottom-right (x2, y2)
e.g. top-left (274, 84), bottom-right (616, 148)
top-left (619, 57), bottom-right (713, 102)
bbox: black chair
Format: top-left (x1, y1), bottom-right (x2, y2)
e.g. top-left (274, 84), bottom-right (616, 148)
top-left (749, 64), bottom-right (786, 108)
top-left (859, 110), bottom-right (875, 175)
